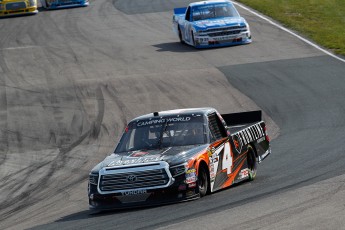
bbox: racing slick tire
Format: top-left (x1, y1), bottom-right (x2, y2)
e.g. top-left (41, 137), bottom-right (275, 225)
top-left (198, 164), bottom-right (209, 197)
top-left (247, 145), bottom-right (257, 181)
top-left (178, 26), bottom-right (184, 44)
top-left (191, 31), bottom-right (197, 47)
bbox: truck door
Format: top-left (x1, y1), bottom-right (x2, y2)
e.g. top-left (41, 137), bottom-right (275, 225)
top-left (207, 112), bottom-right (232, 192)
top-left (183, 6), bottom-right (192, 43)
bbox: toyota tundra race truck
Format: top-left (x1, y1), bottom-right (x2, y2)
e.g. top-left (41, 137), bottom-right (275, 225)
top-left (88, 107), bottom-right (271, 210)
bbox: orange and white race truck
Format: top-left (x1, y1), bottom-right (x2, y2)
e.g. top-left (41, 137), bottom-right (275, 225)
top-left (88, 107), bottom-right (271, 210)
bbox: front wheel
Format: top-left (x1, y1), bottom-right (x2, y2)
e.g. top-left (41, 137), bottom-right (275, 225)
top-left (43, 0), bottom-right (50, 8)
top-left (247, 146), bottom-right (257, 181)
top-left (198, 166), bottom-right (209, 197)
top-left (191, 31), bottom-right (196, 47)
top-left (178, 26), bottom-right (184, 44)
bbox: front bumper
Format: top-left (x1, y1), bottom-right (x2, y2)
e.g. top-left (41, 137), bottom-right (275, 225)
top-left (194, 31), bottom-right (252, 48)
top-left (0, 7), bottom-right (38, 16)
top-left (88, 179), bottom-right (200, 210)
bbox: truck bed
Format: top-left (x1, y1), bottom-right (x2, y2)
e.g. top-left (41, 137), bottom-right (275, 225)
top-left (228, 122), bottom-right (258, 134)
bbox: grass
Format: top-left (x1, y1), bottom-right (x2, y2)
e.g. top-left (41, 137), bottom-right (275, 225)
top-left (237, 0), bottom-right (345, 56)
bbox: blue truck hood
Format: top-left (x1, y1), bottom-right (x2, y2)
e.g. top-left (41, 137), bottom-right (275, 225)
top-left (193, 17), bottom-right (246, 30)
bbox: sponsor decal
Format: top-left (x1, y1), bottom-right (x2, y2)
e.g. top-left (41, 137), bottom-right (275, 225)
top-left (259, 149), bottom-right (270, 162)
top-left (107, 156), bottom-right (162, 167)
top-left (232, 134), bottom-right (242, 153)
top-left (213, 35), bottom-right (236, 41)
top-left (207, 148), bottom-right (213, 157)
top-left (121, 189), bottom-right (147, 196)
top-left (209, 163), bottom-right (215, 181)
top-left (257, 136), bottom-right (265, 143)
top-left (186, 169), bottom-right (196, 174)
top-left (256, 124), bottom-right (265, 137)
top-left (234, 124), bottom-right (265, 146)
top-left (238, 169), bottom-right (249, 180)
top-left (137, 117), bottom-right (191, 127)
top-left (186, 176), bottom-right (197, 184)
top-left (188, 182), bottom-right (197, 188)
top-left (130, 151), bottom-right (149, 157)
top-left (186, 169), bottom-right (197, 184)
top-left (209, 146), bottom-right (218, 163)
top-left (250, 126), bottom-right (258, 139)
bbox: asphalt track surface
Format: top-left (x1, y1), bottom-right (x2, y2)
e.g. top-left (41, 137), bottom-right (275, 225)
top-left (0, 0), bottom-right (345, 229)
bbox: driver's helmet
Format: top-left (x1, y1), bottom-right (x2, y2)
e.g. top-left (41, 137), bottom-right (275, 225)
top-left (149, 125), bottom-right (161, 138)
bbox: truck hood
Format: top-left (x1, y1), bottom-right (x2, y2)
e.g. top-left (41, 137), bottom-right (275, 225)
top-left (193, 17), bottom-right (246, 30)
top-left (91, 144), bottom-right (209, 173)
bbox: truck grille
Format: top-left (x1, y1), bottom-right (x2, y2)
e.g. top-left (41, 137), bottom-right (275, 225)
top-left (208, 30), bottom-right (242, 37)
top-left (6, 2), bottom-right (26, 10)
top-left (98, 162), bottom-right (171, 194)
top-left (206, 25), bottom-right (246, 37)
top-left (206, 25), bottom-right (246, 33)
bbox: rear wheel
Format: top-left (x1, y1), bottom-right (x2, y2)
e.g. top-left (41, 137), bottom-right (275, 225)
top-left (198, 165), bottom-right (209, 197)
top-left (247, 146), bottom-right (257, 181)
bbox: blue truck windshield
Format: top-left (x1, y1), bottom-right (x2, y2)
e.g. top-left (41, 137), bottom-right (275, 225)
top-left (115, 115), bottom-right (206, 152)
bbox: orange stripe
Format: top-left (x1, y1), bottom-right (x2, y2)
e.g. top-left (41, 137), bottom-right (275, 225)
top-left (222, 158), bottom-right (246, 188)
top-left (233, 150), bottom-right (248, 163)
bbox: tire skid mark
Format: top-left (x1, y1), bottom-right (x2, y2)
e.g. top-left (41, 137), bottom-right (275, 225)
top-left (154, 78), bottom-right (188, 108)
top-left (0, 50), bottom-right (9, 165)
top-left (0, 85), bottom-right (106, 226)
top-left (102, 83), bottom-right (130, 132)
top-left (0, 19), bottom-right (29, 50)
top-left (90, 86), bottom-right (105, 139)
top-left (0, 160), bottom-right (53, 222)
top-left (62, 8), bottom-right (92, 47)
top-left (0, 26), bottom-right (107, 225)
top-left (0, 160), bottom-right (87, 224)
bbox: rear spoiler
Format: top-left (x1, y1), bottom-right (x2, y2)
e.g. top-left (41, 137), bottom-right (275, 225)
top-left (174, 7), bottom-right (187, 15)
top-left (221, 110), bottom-right (262, 126)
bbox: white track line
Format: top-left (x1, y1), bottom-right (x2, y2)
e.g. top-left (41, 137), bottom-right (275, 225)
top-left (233, 1), bottom-right (345, 63)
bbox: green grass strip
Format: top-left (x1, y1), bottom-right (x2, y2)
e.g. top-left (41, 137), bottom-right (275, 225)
top-left (237, 0), bottom-right (345, 56)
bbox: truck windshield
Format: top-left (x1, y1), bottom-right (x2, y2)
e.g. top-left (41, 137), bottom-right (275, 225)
top-left (115, 115), bottom-right (206, 152)
top-left (192, 3), bottom-right (240, 21)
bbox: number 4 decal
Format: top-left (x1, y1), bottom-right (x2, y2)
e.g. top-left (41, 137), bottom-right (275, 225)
top-left (221, 142), bottom-right (232, 174)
